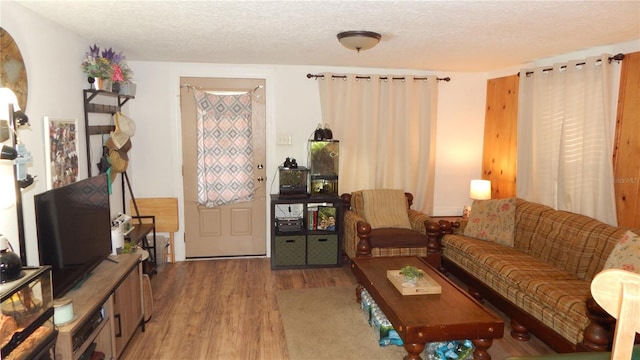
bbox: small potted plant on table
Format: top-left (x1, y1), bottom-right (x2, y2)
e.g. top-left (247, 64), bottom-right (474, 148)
top-left (399, 265), bottom-right (424, 284)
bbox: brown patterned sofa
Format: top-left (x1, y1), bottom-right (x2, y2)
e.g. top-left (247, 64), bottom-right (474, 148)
top-left (438, 198), bottom-right (640, 353)
top-left (341, 190), bottom-right (441, 267)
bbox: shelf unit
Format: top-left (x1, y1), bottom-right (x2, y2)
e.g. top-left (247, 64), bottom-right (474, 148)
top-left (125, 215), bottom-right (157, 275)
top-left (82, 90), bottom-right (157, 274)
top-left (270, 194), bottom-right (343, 269)
top-left (82, 89), bottom-right (133, 177)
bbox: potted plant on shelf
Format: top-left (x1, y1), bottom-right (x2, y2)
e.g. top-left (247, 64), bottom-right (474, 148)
top-left (118, 241), bottom-right (137, 255)
top-left (399, 265), bottom-right (424, 284)
top-left (81, 44), bottom-right (133, 92)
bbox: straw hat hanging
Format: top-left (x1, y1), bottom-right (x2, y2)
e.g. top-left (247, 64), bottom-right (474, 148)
top-left (104, 112), bottom-right (134, 181)
top-left (105, 138), bottom-right (128, 182)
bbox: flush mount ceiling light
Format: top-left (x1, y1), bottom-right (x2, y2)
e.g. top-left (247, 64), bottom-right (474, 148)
top-left (337, 31), bottom-right (382, 53)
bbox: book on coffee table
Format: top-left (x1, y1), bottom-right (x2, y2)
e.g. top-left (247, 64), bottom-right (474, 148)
top-left (387, 270), bottom-right (442, 295)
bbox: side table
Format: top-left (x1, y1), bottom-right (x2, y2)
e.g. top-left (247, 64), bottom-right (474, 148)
top-left (125, 217), bottom-right (157, 276)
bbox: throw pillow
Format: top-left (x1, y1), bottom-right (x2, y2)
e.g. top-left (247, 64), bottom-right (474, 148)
top-left (463, 198), bottom-right (516, 247)
top-left (604, 230), bottom-right (640, 273)
top-left (361, 189), bottom-right (411, 229)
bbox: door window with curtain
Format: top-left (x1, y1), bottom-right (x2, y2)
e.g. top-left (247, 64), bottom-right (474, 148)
top-left (317, 73), bottom-right (438, 214)
top-left (193, 89), bottom-right (255, 207)
top-left (517, 54), bottom-right (618, 226)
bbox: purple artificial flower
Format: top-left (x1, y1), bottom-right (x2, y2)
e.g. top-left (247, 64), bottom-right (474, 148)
top-left (87, 44), bottom-right (100, 58)
top-left (101, 47), bottom-right (116, 62)
top-left (112, 52), bottom-right (124, 64)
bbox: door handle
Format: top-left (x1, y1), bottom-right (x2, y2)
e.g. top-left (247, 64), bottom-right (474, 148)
top-left (257, 164), bottom-right (264, 169)
top-left (114, 314), bottom-right (122, 337)
top-left (257, 176), bottom-right (265, 182)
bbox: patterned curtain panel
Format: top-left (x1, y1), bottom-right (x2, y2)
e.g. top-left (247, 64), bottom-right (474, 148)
top-left (194, 90), bottom-right (255, 207)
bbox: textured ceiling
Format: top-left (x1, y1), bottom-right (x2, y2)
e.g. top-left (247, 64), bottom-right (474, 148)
top-left (15, 0), bottom-right (640, 72)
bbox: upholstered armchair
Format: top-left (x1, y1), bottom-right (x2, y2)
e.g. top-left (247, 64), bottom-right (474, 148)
top-left (341, 189), bottom-right (442, 267)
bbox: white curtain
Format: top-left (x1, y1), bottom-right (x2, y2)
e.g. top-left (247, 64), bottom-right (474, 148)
top-left (318, 74), bottom-right (438, 214)
top-left (517, 55), bottom-right (617, 225)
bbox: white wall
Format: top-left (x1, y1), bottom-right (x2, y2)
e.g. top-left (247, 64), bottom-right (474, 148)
top-left (433, 72), bottom-right (488, 216)
top-left (1, 2), bottom-right (91, 265)
top-left (2, 1), bottom-right (637, 263)
top-left (125, 63), bottom-right (484, 261)
top-left (1, 1), bottom-right (128, 265)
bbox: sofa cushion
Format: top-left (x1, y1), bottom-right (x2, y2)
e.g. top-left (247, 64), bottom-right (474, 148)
top-left (528, 209), bottom-right (627, 281)
top-left (513, 199), bottom-right (554, 252)
top-left (369, 228), bottom-right (428, 248)
top-left (515, 279), bottom-right (591, 344)
top-left (443, 235), bottom-right (577, 289)
top-left (362, 189), bottom-right (411, 229)
top-left (371, 247), bottom-right (428, 257)
top-left (464, 198), bottom-right (516, 246)
top-left (604, 230), bottom-right (640, 273)
top-left (443, 234), bottom-right (588, 345)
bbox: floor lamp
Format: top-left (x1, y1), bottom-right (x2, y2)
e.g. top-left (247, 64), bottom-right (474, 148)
top-left (0, 87), bottom-right (31, 266)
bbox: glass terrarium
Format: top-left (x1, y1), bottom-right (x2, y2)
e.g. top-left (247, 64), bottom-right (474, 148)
top-left (1, 266), bottom-right (56, 360)
top-left (309, 140), bottom-right (339, 196)
top-left (309, 140), bottom-right (339, 177)
top-left (310, 175), bottom-right (338, 197)
top-left (279, 166), bottom-right (309, 198)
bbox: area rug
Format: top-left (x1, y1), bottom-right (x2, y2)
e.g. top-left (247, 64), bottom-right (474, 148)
top-left (276, 287), bottom-right (407, 360)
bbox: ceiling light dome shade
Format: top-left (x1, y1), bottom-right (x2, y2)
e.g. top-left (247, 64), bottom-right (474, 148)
top-left (337, 31), bottom-right (381, 52)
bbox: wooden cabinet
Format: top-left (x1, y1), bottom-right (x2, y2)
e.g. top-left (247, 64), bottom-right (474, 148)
top-left (271, 194), bottom-right (343, 269)
top-left (55, 255), bottom-right (143, 360)
top-left (113, 263), bottom-right (143, 358)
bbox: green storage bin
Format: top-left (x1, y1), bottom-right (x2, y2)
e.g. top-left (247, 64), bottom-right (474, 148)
top-left (274, 236), bottom-right (306, 266)
top-left (307, 234), bottom-right (338, 265)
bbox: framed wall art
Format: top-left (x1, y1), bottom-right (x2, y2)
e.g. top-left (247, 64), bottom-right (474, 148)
top-left (44, 116), bottom-right (79, 189)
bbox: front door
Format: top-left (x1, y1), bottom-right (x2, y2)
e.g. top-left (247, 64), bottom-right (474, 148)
top-left (180, 77), bottom-right (266, 258)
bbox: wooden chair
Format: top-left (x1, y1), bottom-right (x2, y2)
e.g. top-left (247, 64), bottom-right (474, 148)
top-left (590, 269), bottom-right (640, 359)
top-left (341, 190), bottom-right (441, 267)
top-left (130, 197), bottom-right (179, 263)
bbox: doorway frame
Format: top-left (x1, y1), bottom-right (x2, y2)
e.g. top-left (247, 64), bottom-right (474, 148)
top-left (168, 69), bottom-right (277, 261)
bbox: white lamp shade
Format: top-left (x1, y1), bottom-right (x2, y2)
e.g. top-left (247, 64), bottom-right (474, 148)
top-left (0, 88), bottom-right (20, 121)
top-left (469, 180), bottom-right (491, 200)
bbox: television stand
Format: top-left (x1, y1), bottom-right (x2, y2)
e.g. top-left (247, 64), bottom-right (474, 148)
top-left (54, 254), bottom-right (143, 360)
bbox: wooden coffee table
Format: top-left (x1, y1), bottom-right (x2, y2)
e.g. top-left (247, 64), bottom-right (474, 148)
top-left (351, 256), bottom-right (504, 360)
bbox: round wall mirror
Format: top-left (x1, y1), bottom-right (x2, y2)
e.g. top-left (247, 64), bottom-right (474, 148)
top-left (0, 27), bottom-right (28, 112)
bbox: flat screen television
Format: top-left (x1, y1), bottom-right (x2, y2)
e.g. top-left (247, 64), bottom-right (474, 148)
top-left (35, 173), bottom-right (112, 298)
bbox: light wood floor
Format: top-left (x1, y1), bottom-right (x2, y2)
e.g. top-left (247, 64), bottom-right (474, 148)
top-left (121, 258), bottom-right (555, 359)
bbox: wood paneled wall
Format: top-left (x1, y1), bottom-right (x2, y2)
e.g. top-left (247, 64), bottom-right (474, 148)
top-left (482, 75), bottom-right (519, 199)
top-left (481, 52), bottom-right (640, 227)
top-left (613, 52), bottom-right (640, 228)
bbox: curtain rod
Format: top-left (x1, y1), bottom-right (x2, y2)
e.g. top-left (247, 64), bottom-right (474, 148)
top-left (180, 84), bottom-right (263, 93)
top-left (519, 53), bottom-right (625, 77)
top-left (306, 73), bottom-right (451, 82)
